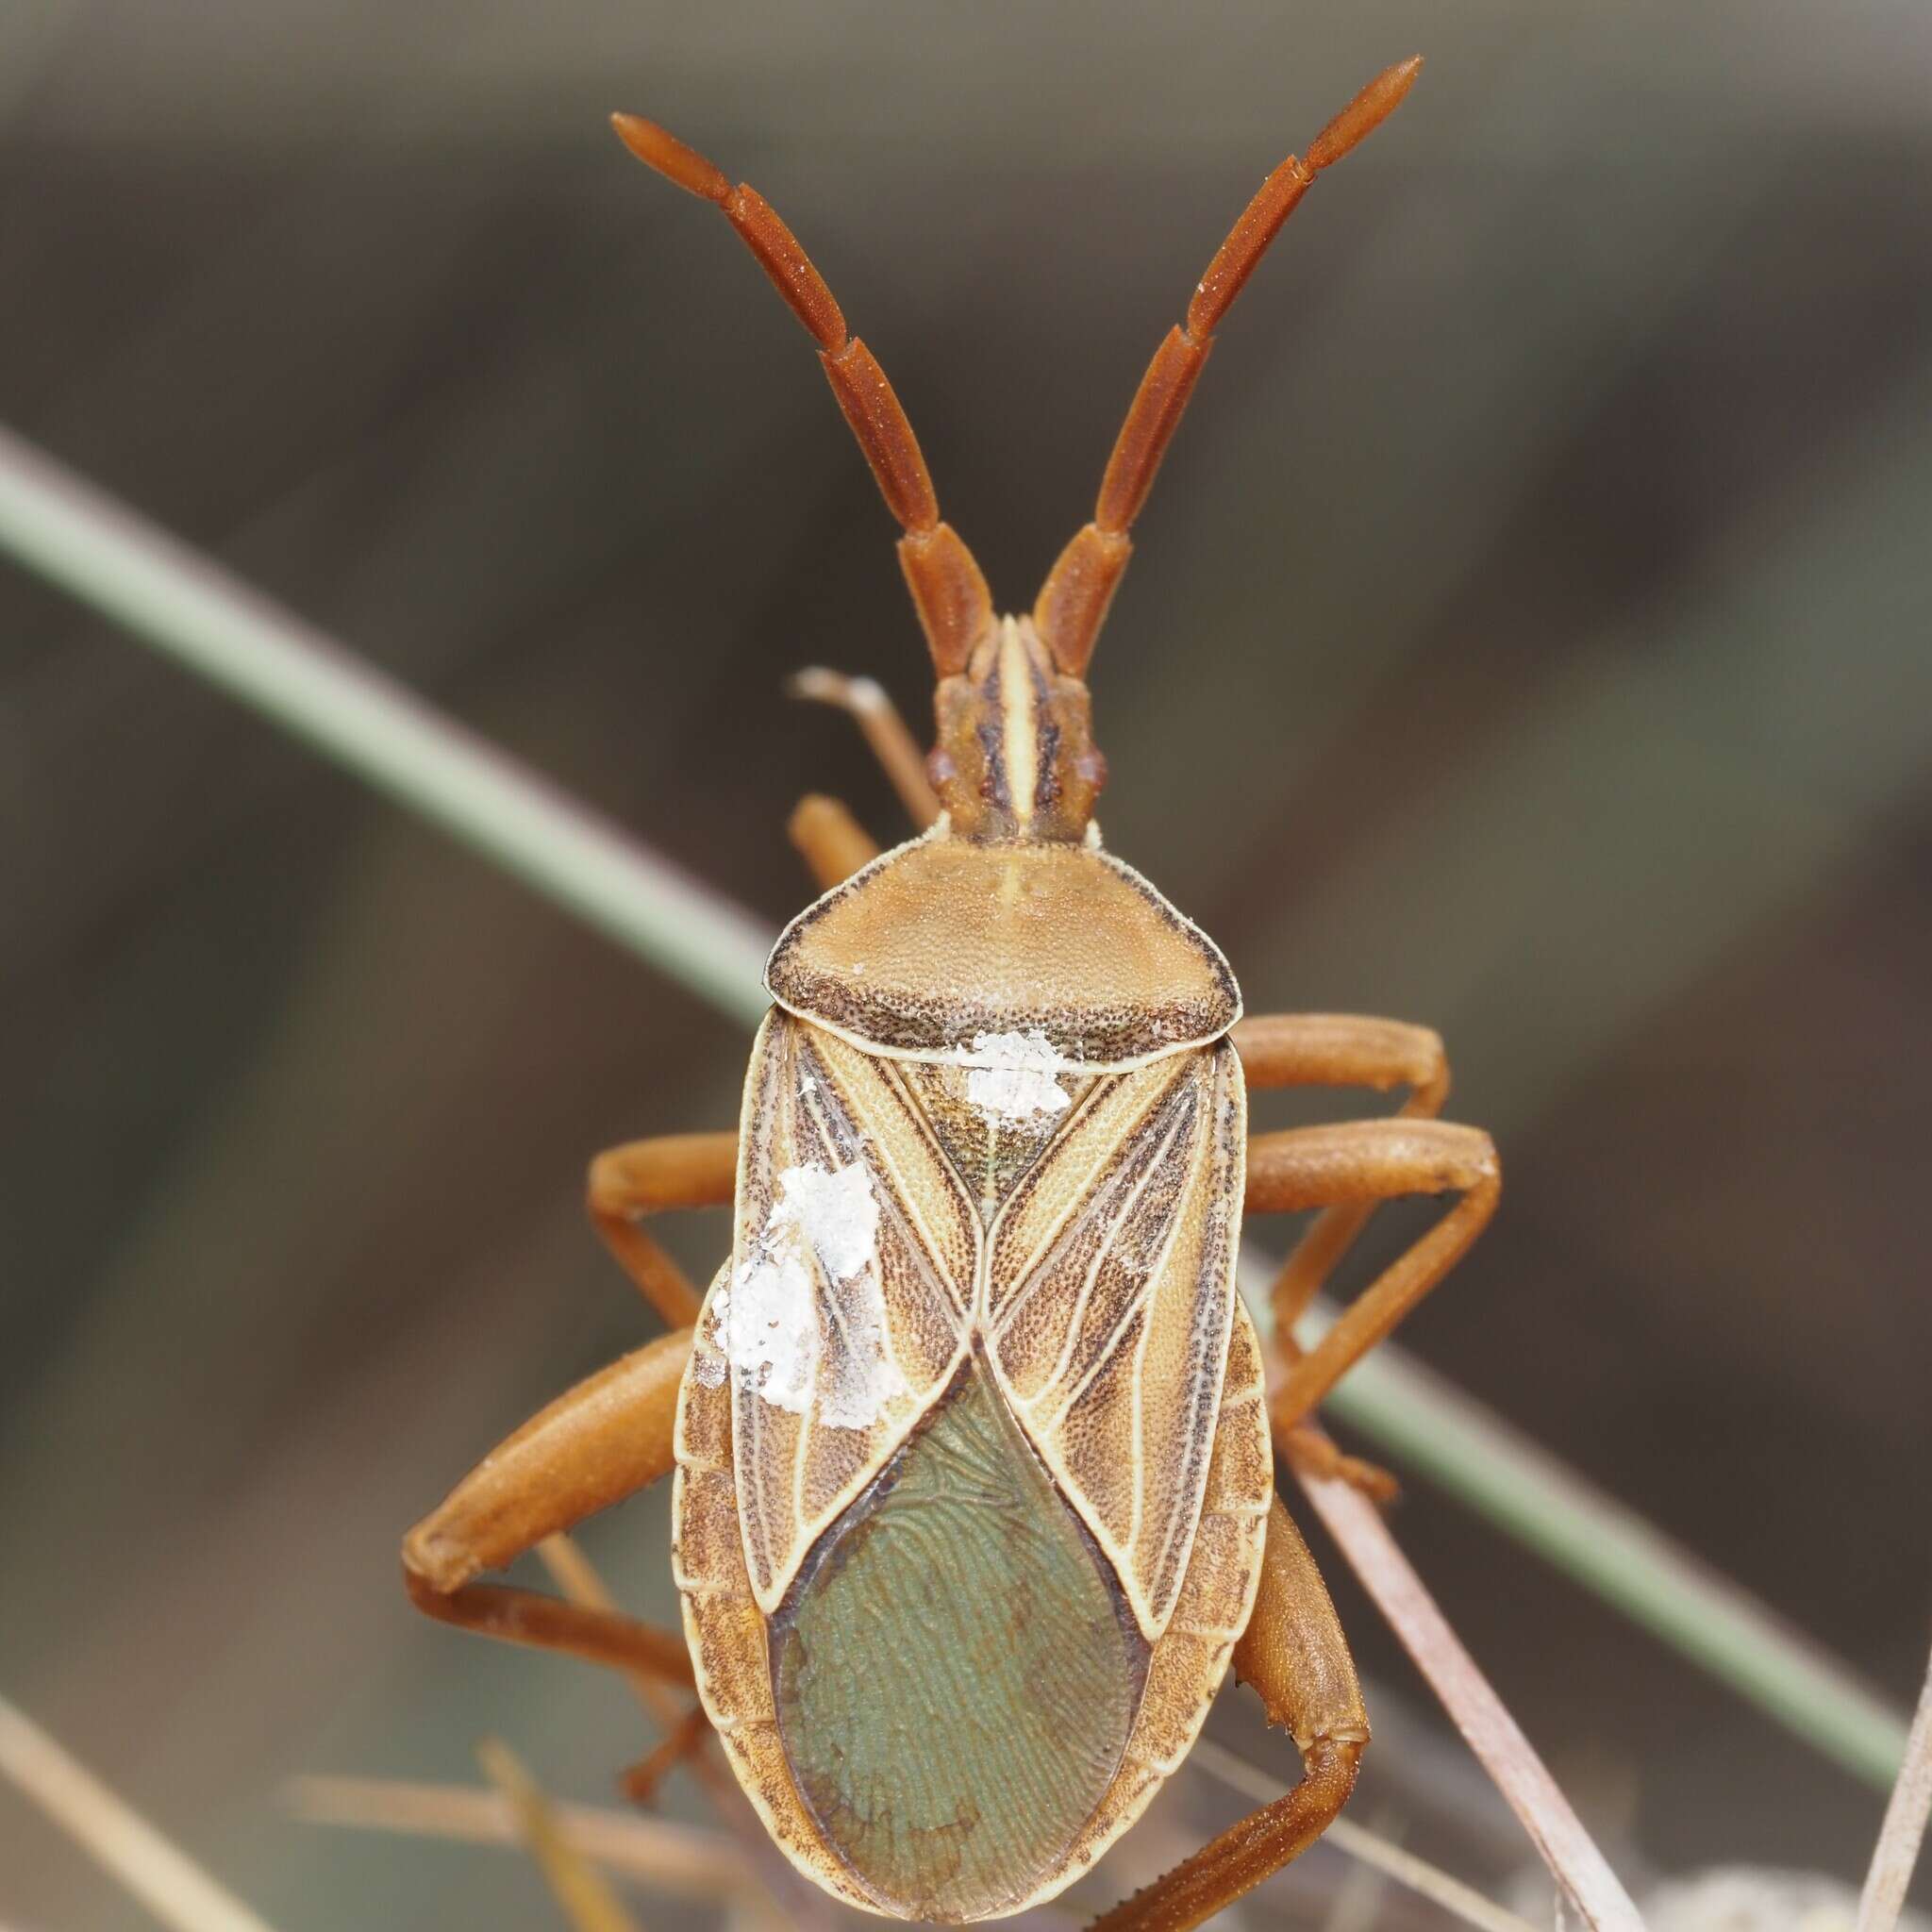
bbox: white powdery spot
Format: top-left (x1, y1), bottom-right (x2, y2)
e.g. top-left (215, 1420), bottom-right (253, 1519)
top-left (718, 1161), bottom-right (904, 1429)
top-left (960, 1028), bottom-right (1073, 1123)
top-left (708, 1244), bottom-right (815, 1413)
top-left (774, 1162), bottom-right (877, 1281)
top-left (815, 1286), bottom-right (902, 1431)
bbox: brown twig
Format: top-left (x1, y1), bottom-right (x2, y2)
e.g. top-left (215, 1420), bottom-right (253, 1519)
top-left (534, 1536), bottom-right (699, 1753)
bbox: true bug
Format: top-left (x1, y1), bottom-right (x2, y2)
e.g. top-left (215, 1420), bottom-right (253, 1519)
top-left (403, 56), bottom-right (1502, 1930)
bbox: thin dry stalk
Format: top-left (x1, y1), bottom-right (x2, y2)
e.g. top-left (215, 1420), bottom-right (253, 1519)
top-left (475, 1737), bottom-right (645, 1932)
top-left (1857, 1636), bottom-right (1932, 1932)
top-left (285, 1774), bottom-right (744, 1902)
top-left (1318, 1811), bottom-right (1394, 1932)
top-left (288, 1777), bottom-right (1111, 1928)
top-left (1190, 1737), bottom-right (1541, 1932)
top-left (0, 1693), bottom-right (279, 1932)
top-left (537, 1535), bottom-right (678, 1724)
top-left (1291, 1272), bottom-right (1909, 1791)
top-left (1292, 1470), bottom-right (1644, 1932)
top-left (534, 1534), bottom-right (832, 1928)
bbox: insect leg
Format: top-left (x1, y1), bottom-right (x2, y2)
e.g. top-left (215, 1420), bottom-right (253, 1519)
top-left (1245, 1118), bottom-right (1500, 1445)
top-left (1231, 1012), bottom-right (1449, 1334)
top-left (587, 1130), bottom-right (738, 1328)
top-left (617, 1703), bottom-right (711, 1805)
top-left (1089, 1495), bottom-right (1366, 1932)
top-left (789, 667), bottom-right (940, 826)
top-left (787, 793), bottom-right (881, 891)
top-left (403, 1327), bottom-right (695, 1686)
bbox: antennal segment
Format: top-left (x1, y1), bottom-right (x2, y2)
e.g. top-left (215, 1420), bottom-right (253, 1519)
top-left (611, 114), bottom-right (994, 677)
top-left (1033, 58), bottom-right (1421, 677)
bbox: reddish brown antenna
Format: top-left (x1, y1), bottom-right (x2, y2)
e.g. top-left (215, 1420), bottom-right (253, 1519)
top-left (611, 114), bottom-right (995, 679)
top-left (1033, 57), bottom-right (1422, 677)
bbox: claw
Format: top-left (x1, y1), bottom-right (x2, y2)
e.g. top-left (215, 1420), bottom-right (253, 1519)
top-left (1280, 1424), bottom-right (1401, 1507)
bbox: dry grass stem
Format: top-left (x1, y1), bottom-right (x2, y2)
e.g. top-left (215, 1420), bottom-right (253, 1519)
top-left (1319, 1815), bottom-right (1394, 1932)
top-left (1190, 1737), bottom-right (1542, 1932)
top-left (534, 1534), bottom-right (832, 1927)
top-left (289, 1781), bottom-right (1093, 1930)
top-left (1296, 1277), bottom-right (1911, 1791)
top-left (536, 1536), bottom-right (713, 1762)
top-left (0, 1693), bottom-right (280, 1932)
top-left (285, 1774), bottom-right (756, 1904)
top-left (475, 1736), bottom-right (646, 1932)
top-left (1240, 1257), bottom-right (1909, 1790)
top-left (1857, 1636), bottom-right (1932, 1932)
top-left (1291, 1470), bottom-right (1645, 1932)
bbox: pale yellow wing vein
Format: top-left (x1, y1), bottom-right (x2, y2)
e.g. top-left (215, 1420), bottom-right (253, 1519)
top-left (1035, 1110), bottom-right (1186, 1408)
top-left (984, 1078), bottom-right (1164, 1341)
top-left (984, 1042), bottom-right (1243, 1639)
top-left (1037, 1107), bottom-right (1194, 1429)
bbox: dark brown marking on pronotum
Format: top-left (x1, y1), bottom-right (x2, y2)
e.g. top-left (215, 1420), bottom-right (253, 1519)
top-left (764, 834), bottom-right (1241, 1066)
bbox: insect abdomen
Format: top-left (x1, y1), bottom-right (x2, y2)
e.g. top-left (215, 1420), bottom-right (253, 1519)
top-left (769, 1350), bottom-right (1147, 1920)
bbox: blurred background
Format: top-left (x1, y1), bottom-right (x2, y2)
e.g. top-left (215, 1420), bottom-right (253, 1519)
top-left (3, 0), bottom-right (1930, 1925)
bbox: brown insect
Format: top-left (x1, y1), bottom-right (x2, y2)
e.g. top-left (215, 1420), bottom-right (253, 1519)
top-left (402, 54), bottom-right (1501, 1931)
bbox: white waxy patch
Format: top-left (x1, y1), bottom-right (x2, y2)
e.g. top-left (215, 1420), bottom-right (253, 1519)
top-left (959, 1028), bottom-right (1074, 1124)
top-left (774, 1161), bottom-right (878, 1281)
top-left (709, 1248), bottom-right (815, 1412)
top-left (714, 1161), bottom-right (905, 1429)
